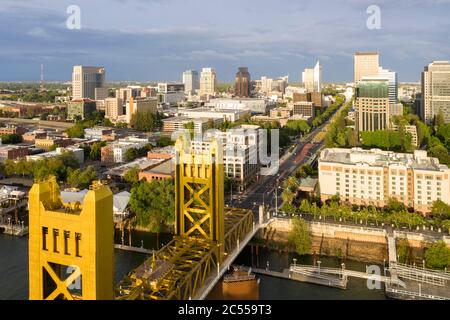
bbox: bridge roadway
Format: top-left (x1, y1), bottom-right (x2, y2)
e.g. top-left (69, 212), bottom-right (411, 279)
top-left (194, 219), bottom-right (272, 300)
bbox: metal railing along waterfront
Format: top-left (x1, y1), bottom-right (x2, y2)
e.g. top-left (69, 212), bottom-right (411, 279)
top-left (385, 286), bottom-right (449, 300)
top-left (389, 263), bottom-right (450, 286)
top-left (290, 264), bottom-right (406, 287)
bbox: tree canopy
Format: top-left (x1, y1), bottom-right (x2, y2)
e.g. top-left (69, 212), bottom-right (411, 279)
top-left (288, 218), bottom-right (311, 256)
top-left (425, 241), bottom-right (450, 270)
top-left (129, 179), bottom-right (175, 232)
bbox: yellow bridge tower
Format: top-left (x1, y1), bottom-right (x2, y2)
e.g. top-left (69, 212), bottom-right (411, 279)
top-left (174, 136), bottom-right (225, 261)
top-left (28, 177), bottom-right (114, 300)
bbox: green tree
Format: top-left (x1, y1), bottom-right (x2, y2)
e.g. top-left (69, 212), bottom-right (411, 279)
top-left (124, 167), bottom-right (140, 185)
top-left (386, 198), bottom-right (406, 213)
top-left (130, 111), bottom-right (162, 132)
top-left (67, 166), bottom-right (97, 189)
top-left (429, 145), bottom-right (450, 165)
top-left (431, 200), bottom-right (450, 221)
top-left (89, 142), bottom-right (106, 161)
top-left (129, 180), bottom-right (175, 247)
top-left (433, 111), bottom-right (445, 128)
top-left (124, 148), bottom-right (139, 162)
top-left (158, 136), bottom-right (174, 147)
top-left (285, 120), bottom-right (311, 136)
top-left (0, 134), bottom-right (22, 144)
top-left (397, 239), bottom-right (411, 264)
top-left (66, 123), bottom-right (86, 138)
top-left (425, 241), bottom-right (450, 270)
top-left (442, 220), bottom-right (450, 233)
top-left (288, 218), bottom-right (311, 256)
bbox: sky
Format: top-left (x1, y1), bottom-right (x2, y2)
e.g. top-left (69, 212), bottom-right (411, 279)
top-left (0, 0), bottom-right (450, 82)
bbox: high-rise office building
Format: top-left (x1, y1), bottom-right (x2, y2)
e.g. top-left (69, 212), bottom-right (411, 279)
top-left (356, 77), bottom-right (390, 132)
top-left (421, 61), bottom-right (450, 124)
top-left (235, 67), bottom-right (251, 97)
top-left (182, 70), bottom-right (199, 95)
top-left (199, 68), bottom-right (217, 97)
top-left (377, 67), bottom-right (398, 107)
top-left (302, 61), bottom-right (322, 93)
top-left (354, 52), bottom-right (379, 84)
top-left (72, 66), bottom-right (105, 100)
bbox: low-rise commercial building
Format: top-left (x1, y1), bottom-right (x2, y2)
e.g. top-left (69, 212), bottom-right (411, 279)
top-left (157, 83), bottom-right (185, 106)
top-left (22, 130), bottom-right (47, 143)
top-left (84, 127), bottom-right (114, 141)
top-left (0, 145), bottom-right (29, 162)
top-left (34, 137), bottom-right (74, 150)
top-left (139, 160), bottom-right (175, 182)
top-left (179, 108), bottom-right (250, 123)
top-left (104, 157), bottom-right (166, 181)
top-left (206, 98), bottom-right (275, 114)
top-left (26, 146), bottom-right (84, 164)
top-left (162, 116), bottom-right (223, 135)
top-left (0, 125), bottom-right (27, 136)
top-left (292, 101), bottom-right (315, 118)
top-left (318, 148), bottom-right (450, 214)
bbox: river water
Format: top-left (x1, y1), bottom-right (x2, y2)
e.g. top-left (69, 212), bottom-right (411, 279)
top-left (0, 231), bottom-right (387, 300)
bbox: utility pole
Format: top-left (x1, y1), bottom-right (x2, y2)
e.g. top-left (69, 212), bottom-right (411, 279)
top-left (40, 64), bottom-right (45, 92)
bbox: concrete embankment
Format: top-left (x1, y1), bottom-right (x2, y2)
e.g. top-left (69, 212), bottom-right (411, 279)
top-left (257, 218), bottom-right (450, 264)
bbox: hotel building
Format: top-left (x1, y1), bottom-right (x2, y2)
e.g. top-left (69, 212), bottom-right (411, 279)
top-left (319, 148), bottom-right (450, 214)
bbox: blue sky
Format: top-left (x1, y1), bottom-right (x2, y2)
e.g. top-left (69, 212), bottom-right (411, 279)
top-left (1, 0), bottom-right (449, 82)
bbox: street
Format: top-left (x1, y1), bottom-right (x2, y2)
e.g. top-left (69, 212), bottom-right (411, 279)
top-left (230, 100), bottom-right (347, 214)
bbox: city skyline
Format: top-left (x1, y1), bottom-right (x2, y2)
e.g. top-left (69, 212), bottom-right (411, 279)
top-left (1, 0), bottom-right (450, 82)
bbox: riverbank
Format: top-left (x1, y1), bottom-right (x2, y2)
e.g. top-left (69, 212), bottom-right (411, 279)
top-left (254, 218), bottom-right (443, 264)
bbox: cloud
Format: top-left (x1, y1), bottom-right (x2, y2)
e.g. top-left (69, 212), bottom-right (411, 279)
top-left (0, 0), bottom-right (449, 81)
top-left (27, 27), bottom-right (51, 38)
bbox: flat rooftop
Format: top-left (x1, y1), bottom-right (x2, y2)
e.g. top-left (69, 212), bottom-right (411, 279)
top-left (320, 148), bottom-right (449, 172)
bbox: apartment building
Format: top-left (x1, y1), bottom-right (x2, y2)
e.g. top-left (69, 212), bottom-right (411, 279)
top-left (100, 137), bottom-right (149, 164)
top-left (125, 97), bottom-right (158, 124)
top-left (190, 125), bottom-right (261, 191)
top-left (104, 97), bottom-right (123, 122)
top-left (319, 148), bottom-right (450, 214)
